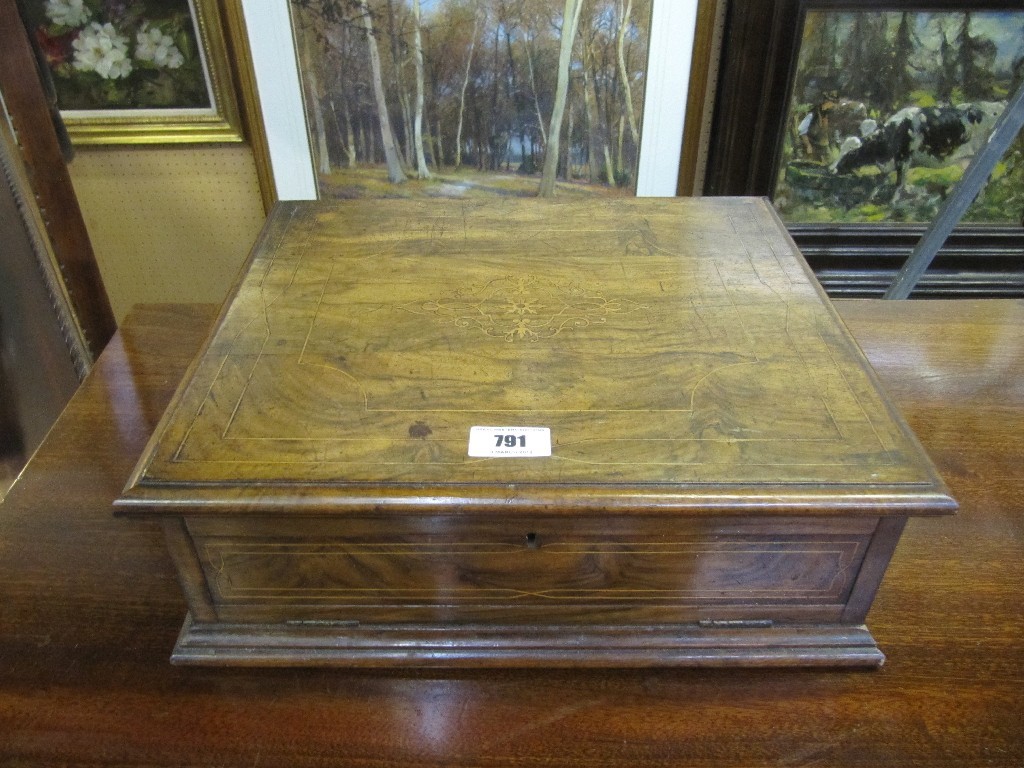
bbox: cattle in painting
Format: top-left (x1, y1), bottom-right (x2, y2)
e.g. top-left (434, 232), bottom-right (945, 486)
top-left (831, 102), bottom-right (1003, 193)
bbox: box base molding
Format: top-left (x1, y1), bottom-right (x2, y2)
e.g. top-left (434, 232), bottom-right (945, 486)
top-left (171, 614), bottom-right (885, 668)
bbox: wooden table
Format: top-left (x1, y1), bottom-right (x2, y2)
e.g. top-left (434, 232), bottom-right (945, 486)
top-left (1, 299), bottom-right (1021, 766)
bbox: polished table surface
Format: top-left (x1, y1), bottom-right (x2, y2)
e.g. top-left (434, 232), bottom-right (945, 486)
top-left (1, 299), bottom-right (1022, 766)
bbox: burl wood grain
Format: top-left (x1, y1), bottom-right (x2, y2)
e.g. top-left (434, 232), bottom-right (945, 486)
top-left (120, 198), bottom-right (952, 514)
top-left (0, 301), bottom-right (1020, 765)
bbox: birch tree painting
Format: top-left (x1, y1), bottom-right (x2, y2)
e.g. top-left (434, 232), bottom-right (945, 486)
top-left (290, 0), bottom-right (651, 198)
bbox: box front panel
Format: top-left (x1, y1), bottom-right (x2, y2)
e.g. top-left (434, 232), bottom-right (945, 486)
top-left (186, 516), bottom-right (877, 625)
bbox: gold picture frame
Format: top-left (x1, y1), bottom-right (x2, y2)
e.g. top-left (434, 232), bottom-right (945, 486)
top-left (26, 0), bottom-right (242, 145)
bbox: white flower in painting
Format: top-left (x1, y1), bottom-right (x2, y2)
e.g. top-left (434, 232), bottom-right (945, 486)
top-left (44, 0), bottom-right (91, 28)
top-left (72, 22), bottom-right (133, 80)
top-left (135, 23), bottom-right (185, 69)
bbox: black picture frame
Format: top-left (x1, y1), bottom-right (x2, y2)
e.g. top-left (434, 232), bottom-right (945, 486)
top-left (703, 0), bottom-right (1024, 297)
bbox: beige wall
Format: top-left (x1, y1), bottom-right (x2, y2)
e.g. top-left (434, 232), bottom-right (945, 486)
top-left (68, 145), bottom-right (267, 324)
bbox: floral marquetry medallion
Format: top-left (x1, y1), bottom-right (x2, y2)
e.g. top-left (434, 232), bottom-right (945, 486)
top-left (399, 275), bottom-right (648, 342)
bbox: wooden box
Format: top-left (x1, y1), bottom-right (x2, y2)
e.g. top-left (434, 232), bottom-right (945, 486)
top-left (116, 198), bottom-right (955, 667)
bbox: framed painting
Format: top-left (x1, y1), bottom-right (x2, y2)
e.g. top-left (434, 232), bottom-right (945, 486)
top-left (704, 0), bottom-right (1024, 297)
top-left (21, 0), bottom-right (243, 144)
top-left (235, 0), bottom-right (696, 200)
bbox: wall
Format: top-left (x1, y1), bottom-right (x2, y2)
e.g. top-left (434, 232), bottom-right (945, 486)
top-left (68, 144), bottom-right (266, 324)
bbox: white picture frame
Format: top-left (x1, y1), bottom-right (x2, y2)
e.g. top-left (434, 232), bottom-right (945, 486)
top-left (239, 0), bottom-right (696, 200)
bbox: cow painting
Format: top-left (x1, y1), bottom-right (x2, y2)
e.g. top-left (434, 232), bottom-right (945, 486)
top-left (773, 10), bottom-right (1024, 225)
top-left (831, 103), bottom-right (993, 193)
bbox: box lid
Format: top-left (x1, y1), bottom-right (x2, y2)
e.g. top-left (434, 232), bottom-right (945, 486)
top-left (117, 198), bottom-right (955, 516)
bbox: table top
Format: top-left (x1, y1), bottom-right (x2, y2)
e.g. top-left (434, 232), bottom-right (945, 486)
top-left (1, 299), bottom-right (1021, 766)
top-left (120, 199), bottom-right (950, 515)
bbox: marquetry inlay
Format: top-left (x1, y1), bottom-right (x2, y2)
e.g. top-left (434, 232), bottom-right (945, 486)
top-left (200, 537), bottom-right (864, 604)
top-left (398, 275), bottom-right (648, 342)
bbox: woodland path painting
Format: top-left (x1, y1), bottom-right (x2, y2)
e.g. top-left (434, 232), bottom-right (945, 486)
top-left (290, 0), bottom-right (651, 198)
top-left (774, 10), bottom-right (1024, 226)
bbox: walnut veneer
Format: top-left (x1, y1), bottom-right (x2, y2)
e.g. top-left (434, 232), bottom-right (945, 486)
top-left (115, 198), bottom-right (954, 666)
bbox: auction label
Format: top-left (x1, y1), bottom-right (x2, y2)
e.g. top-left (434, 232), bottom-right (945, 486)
top-left (468, 426), bottom-right (551, 457)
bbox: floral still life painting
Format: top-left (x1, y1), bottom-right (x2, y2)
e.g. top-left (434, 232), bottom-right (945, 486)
top-left (27, 0), bottom-right (212, 113)
top-left (773, 10), bottom-right (1024, 226)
